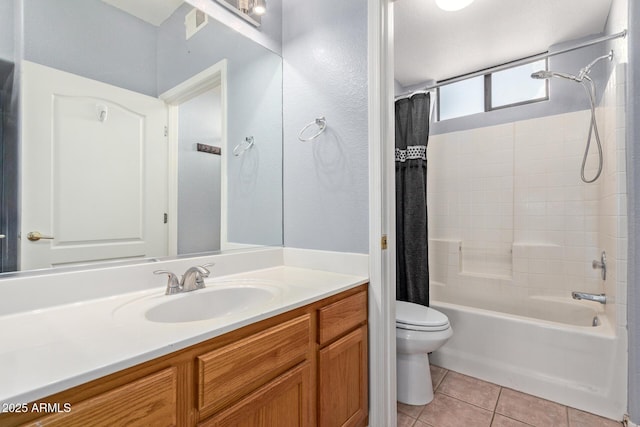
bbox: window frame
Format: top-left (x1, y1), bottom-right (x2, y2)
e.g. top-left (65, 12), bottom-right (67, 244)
top-left (436, 58), bottom-right (550, 121)
top-left (435, 75), bottom-right (485, 122)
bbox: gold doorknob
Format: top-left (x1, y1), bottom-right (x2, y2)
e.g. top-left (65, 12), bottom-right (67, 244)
top-left (27, 231), bottom-right (55, 242)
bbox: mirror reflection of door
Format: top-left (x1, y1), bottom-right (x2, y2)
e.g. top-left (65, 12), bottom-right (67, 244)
top-left (177, 86), bottom-right (222, 254)
top-left (20, 61), bottom-right (169, 270)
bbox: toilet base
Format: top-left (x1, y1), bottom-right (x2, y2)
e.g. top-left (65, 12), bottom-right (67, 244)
top-left (397, 353), bottom-right (434, 405)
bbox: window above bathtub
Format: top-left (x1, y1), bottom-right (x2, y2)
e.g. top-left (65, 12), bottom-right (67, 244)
top-left (437, 59), bottom-right (549, 121)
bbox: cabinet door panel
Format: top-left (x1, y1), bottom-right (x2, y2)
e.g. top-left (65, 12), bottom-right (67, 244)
top-left (26, 367), bottom-right (177, 427)
top-left (198, 314), bottom-right (310, 417)
top-left (318, 325), bottom-right (368, 427)
top-left (198, 362), bottom-right (312, 427)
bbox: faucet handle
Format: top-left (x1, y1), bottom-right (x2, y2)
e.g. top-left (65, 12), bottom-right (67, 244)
top-left (200, 263), bottom-right (215, 277)
top-left (592, 251), bottom-right (607, 281)
top-left (192, 263), bottom-right (214, 289)
top-left (154, 270), bottom-right (181, 295)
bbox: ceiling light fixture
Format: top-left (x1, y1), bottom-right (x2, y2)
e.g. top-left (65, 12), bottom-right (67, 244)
top-left (435, 0), bottom-right (475, 12)
top-left (238, 0), bottom-right (249, 13)
top-left (252, 0), bottom-right (266, 16)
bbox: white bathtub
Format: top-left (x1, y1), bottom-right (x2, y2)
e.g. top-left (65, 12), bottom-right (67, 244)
top-left (429, 286), bottom-right (627, 420)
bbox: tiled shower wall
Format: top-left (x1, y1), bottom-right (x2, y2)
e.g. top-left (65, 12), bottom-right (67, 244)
top-left (599, 53), bottom-right (628, 336)
top-left (428, 62), bottom-right (627, 331)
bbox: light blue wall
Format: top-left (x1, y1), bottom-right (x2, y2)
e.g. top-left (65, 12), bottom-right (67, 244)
top-left (282, 0), bottom-right (369, 254)
top-left (157, 3), bottom-right (283, 247)
top-left (22, 0), bottom-right (157, 96)
top-left (627, 0), bottom-right (639, 422)
top-left (0, 0), bottom-right (14, 62)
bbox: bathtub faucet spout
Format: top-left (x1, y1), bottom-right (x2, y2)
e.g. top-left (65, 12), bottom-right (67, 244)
top-left (571, 291), bottom-right (607, 304)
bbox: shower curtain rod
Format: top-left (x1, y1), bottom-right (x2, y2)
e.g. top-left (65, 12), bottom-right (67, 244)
top-left (395, 29), bottom-right (627, 100)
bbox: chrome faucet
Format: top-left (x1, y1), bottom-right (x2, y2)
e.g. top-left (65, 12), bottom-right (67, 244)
top-left (572, 291), bottom-right (607, 305)
top-left (154, 263), bottom-right (214, 295)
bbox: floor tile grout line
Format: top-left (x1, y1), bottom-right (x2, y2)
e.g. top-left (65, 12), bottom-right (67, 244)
top-left (398, 404), bottom-right (421, 422)
top-left (412, 367), bottom-right (449, 421)
top-left (497, 413), bottom-right (538, 427)
top-left (493, 386), bottom-right (504, 413)
top-left (434, 389), bottom-right (499, 414)
top-left (433, 367), bottom-right (449, 391)
top-left (488, 385), bottom-right (504, 426)
top-left (489, 410), bottom-right (497, 427)
top-left (495, 386), bottom-right (575, 423)
top-left (437, 369), bottom-right (504, 412)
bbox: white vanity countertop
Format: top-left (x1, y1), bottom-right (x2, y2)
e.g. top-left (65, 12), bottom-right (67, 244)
top-left (0, 266), bottom-right (368, 406)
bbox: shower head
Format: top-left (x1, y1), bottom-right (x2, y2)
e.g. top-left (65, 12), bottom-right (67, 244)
top-left (530, 70), bottom-right (577, 81)
top-left (531, 70), bottom-right (553, 80)
top-left (577, 50), bottom-right (614, 81)
top-left (531, 51), bottom-right (614, 83)
top-left (530, 70), bottom-right (554, 79)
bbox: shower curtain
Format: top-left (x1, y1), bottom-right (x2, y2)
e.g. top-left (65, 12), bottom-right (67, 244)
top-left (395, 92), bottom-right (430, 307)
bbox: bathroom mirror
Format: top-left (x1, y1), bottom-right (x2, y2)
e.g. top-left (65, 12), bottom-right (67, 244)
top-left (0, 0), bottom-right (283, 274)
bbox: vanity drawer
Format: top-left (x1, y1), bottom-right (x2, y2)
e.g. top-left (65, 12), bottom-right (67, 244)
top-left (198, 362), bottom-right (312, 427)
top-left (24, 367), bottom-right (177, 427)
top-left (318, 290), bottom-right (367, 345)
top-left (197, 314), bottom-right (311, 417)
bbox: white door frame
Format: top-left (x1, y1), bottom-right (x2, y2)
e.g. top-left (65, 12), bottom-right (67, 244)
top-left (368, 0), bottom-right (397, 426)
top-left (159, 60), bottom-right (228, 255)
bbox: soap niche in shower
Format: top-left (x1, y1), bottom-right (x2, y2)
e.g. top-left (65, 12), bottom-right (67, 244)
top-left (427, 239), bottom-right (514, 281)
top-left (429, 239), bottom-right (515, 284)
top-left (459, 241), bottom-right (513, 279)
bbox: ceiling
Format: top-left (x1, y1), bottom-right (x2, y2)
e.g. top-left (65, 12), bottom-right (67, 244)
top-left (394, 0), bottom-right (614, 88)
top-left (101, 0), bottom-right (184, 26)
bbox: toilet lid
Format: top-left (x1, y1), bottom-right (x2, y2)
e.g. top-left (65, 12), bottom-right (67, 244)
top-left (396, 301), bottom-right (449, 330)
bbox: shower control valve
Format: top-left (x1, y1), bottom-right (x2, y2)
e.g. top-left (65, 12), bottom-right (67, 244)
top-left (592, 251), bottom-right (606, 281)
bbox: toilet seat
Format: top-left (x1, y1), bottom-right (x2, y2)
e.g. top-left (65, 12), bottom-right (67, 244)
top-left (396, 301), bottom-right (450, 332)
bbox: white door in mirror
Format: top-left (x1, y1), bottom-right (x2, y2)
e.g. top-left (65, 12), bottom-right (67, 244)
top-left (21, 61), bottom-right (169, 269)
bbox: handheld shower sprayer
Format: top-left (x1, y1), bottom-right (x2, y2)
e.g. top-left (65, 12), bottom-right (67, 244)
top-left (530, 70), bottom-right (578, 81)
top-left (530, 50), bottom-right (613, 82)
top-left (530, 70), bottom-right (554, 79)
top-left (529, 50), bottom-right (614, 183)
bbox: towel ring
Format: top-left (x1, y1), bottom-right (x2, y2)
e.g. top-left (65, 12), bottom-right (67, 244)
top-left (298, 116), bottom-right (326, 141)
top-left (233, 136), bottom-right (255, 156)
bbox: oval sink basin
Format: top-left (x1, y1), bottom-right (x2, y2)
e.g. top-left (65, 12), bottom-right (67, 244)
top-left (145, 285), bottom-right (277, 323)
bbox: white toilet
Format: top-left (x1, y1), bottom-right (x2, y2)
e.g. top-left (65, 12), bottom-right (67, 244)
top-left (396, 300), bottom-right (453, 405)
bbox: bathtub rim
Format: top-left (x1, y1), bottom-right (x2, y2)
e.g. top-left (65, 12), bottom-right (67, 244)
top-left (430, 298), bottom-right (616, 338)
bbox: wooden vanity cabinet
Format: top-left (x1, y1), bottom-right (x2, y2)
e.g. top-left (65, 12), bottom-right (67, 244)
top-left (199, 362), bottom-right (313, 427)
top-left (21, 367), bottom-right (179, 427)
top-left (196, 314), bottom-right (313, 420)
top-left (1, 284), bottom-right (367, 427)
top-left (317, 290), bottom-right (368, 427)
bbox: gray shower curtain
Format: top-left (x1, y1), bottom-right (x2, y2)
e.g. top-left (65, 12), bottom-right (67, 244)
top-left (395, 92), bottom-right (430, 307)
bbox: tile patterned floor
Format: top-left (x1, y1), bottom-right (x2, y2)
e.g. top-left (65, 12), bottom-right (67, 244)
top-left (397, 365), bottom-right (623, 427)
